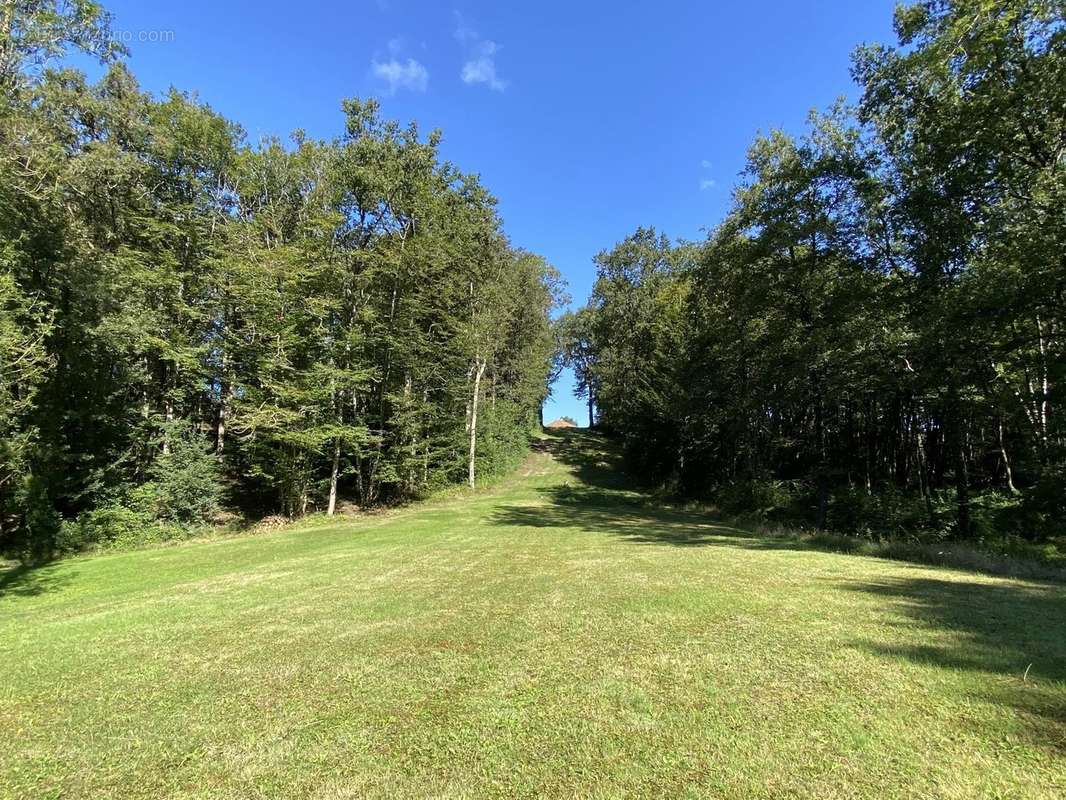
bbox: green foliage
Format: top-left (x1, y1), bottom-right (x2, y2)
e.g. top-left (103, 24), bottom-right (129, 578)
top-left (148, 421), bottom-right (223, 525)
top-left (56, 506), bottom-right (147, 552)
top-left (714, 479), bottom-right (798, 519)
top-left (826, 488), bottom-right (933, 540)
top-left (0, 0), bottom-right (126, 91)
top-left (1018, 468), bottom-right (1066, 539)
top-left (476, 398), bottom-right (537, 479)
top-left (47, 421), bottom-right (221, 555)
top-left (55, 504), bottom-right (188, 553)
top-left (580, 0), bottom-right (1065, 546)
top-left (19, 474), bottom-right (61, 562)
top-left (0, 2), bottom-right (558, 560)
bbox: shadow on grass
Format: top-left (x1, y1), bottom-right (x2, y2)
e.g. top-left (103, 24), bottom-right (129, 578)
top-left (845, 576), bottom-right (1066, 753)
top-left (0, 560), bottom-right (74, 600)
top-left (506, 430), bottom-right (1066, 752)
top-left (513, 430), bottom-right (849, 549)
top-left (517, 431), bottom-right (1066, 577)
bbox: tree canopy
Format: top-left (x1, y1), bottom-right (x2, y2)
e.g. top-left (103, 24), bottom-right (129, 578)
top-left (0, 1), bottom-right (560, 560)
top-left (576, 0), bottom-right (1065, 543)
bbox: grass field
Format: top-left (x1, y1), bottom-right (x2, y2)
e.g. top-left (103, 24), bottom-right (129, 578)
top-left (1, 431), bottom-right (1064, 799)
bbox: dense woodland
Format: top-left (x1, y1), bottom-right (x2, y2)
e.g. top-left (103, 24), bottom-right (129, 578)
top-left (3, 0), bottom-right (1064, 564)
top-left (563, 0), bottom-right (1065, 545)
top-left (0, 1), bottom-right (560, 560)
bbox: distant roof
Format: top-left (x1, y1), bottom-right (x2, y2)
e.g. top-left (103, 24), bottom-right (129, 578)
top-left (545, 418), bottom-right (578, 429)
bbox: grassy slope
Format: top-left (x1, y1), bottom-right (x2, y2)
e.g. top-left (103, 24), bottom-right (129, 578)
top-left (1, 431), bottom-right (1064, 799)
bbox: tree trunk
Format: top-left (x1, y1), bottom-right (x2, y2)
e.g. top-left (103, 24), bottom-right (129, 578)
top-left (587, 392), bottom-right (594, 429)
top-left (915, 419), bottom-right (936, 526)
top-left (1036, 316), bottom-right (1051, 461)
top-left (468, 359), bottom-right (486, 489)
top-left (161, 362), bottom-right (174, 455)
top-left (947, 383), bottom-right (971, 538)
top-left (327, 438), bottom-right (341, 515)
top-left (355, 458), bottom-right (366, 508)
top-left (215, 373), bottom-right (228, 456)
top-left (814, 397), bottom-right (828, 530)
top-left (954, 447), bottom-right (970, 538)
top-left (998, 420), bottom-right (1018, 495)
top-left (422, 388), bottom-right (430, 486)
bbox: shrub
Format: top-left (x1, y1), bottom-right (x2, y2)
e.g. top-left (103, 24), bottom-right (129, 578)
top-left (56, 506), bottom-right (149, 551)
top-left (827, 487), bottom-right (933, 540)
top-left (477, 401), bottom-right (537, 480)
top-left (826, 487), bottom-right (878, 536)
top-left (1018, 468), bottom-right (1066, 541)
top-left (715, 479), bottom-right (797, 517)
top-left (968, 492), bottom-right (1024, 542)
top-left (56, 504), bottom-right (191, 554)
top-left (149, 421), bottom-right (224, 524)
top-left (18, 475), bottom-right (61, 562)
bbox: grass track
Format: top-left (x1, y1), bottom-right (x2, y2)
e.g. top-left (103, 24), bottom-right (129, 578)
top-left (1, 431), bottom-right (1064, 798)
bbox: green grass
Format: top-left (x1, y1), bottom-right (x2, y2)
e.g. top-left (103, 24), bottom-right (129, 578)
top-left (2, 431), bottom-right (1064, 799)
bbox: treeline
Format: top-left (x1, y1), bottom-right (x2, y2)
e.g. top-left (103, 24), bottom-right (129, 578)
top-left (1, 3), bottom-right (558, 561)
top-left (565, 0), bottom-right (1064, 544)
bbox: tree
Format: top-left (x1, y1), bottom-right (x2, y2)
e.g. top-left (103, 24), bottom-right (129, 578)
top-left (575, 0), bottom-right (1065, 543)
top-left (0, 0), bottom-right (124, 93)
top-left (556, 307), bottom-right (598, 428)
top-left (0, 1), bottom-right (559, 558)
top-left (854, 0), bottom-right (1066, 536)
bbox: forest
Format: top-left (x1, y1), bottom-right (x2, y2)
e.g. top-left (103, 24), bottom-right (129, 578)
top-left (2, 2), bottom-right (1065, 796)
top-left (0, 1), bottom-right (560, 561)
top-left (2, 0), bottom-right (1064, 565)
top-left (561, 0), bottom-right (1065, 549)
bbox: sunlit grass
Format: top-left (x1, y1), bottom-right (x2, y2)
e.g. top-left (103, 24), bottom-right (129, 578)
top-left (1, 431), bottom-right (1063, 798)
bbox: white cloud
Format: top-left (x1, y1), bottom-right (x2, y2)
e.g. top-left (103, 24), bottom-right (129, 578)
top-left (461, 42), bottom-right (507, 90)
top-left (699, 160), bottom-right (716, 190)
top-left (371, 57), bottom-right (429, 95)
top-left (455, 13), bottom-right (507, 91)
top-left (454, 12), bottom-right (477, 45)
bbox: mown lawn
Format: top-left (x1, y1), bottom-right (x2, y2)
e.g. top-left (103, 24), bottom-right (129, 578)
top-left (1, 431), bottom-right (1064, 799)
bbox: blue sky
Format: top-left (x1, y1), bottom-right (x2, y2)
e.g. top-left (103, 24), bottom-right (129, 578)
top-left (86, 0), bottom-right (898, 424)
